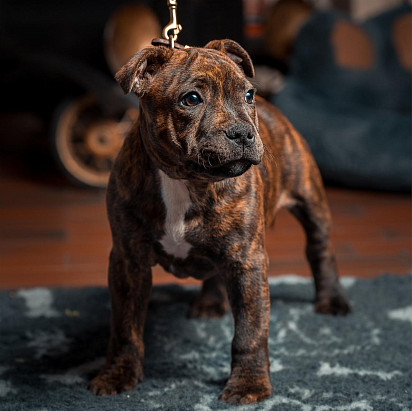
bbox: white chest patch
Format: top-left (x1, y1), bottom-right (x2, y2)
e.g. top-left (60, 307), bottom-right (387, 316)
top-left (158, 170), bottom-right (192, 259)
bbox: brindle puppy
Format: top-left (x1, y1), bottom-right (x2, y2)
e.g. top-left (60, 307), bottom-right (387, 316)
top-left (88, 39), bottom-right (351, 405)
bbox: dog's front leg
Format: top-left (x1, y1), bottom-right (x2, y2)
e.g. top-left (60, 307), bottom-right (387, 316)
top-left (219, 251), bottom-right (272, 405)
top-left (89, 248), bottom-right (152, 395)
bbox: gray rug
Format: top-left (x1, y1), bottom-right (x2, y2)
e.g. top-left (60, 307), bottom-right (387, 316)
top-left (0, 275), bottom-right (411, 411)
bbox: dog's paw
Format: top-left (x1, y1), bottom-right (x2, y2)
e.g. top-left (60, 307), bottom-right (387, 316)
top-left (315, 290), bottom-right (351, 316)
top-left (88, 364), bottom-right (143, 396)
top-left (187, 296), bottom-right (230, 319)
top-left (219, 377), bottom-right (272, 405)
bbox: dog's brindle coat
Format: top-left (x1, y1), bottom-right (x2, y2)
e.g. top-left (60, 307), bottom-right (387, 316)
top-left (88, 39), bottom-right (351, 405)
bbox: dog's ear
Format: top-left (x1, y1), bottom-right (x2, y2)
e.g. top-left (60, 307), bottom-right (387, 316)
top-left (115, 46), bottom-right (173, 96)
top-left (204, 39), bottom-right (255, 78)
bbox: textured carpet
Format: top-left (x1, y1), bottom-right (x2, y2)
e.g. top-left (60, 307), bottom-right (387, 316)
top-left (0, 275), bottom-right (411, 410)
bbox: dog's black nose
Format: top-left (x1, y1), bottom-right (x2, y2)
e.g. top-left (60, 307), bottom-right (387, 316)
top-left (225, 125), bottom-right (255, 147)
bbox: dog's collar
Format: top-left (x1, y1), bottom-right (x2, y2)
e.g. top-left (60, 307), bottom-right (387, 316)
top-left (151, 38), bottom-right (189, 49)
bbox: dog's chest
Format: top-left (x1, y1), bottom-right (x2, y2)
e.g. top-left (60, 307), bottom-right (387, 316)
top-left (158, 170), bottom-right (192, 259)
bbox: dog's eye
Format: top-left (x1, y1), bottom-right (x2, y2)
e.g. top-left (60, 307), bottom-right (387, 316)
top-left (245, 90), bottom-right (255, 104)
top-left (181, 92), bottom-right (202, 107)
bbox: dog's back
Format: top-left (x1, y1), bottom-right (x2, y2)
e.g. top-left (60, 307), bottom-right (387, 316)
top-left (255, 96), bottom-right (324, 227)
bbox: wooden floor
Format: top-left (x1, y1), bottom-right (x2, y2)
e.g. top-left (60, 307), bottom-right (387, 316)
top-left (0, 171), bottom-right (410, 289)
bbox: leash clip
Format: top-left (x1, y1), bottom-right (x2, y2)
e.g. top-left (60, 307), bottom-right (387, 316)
top-left (162, 0), bottom-right (182, 49)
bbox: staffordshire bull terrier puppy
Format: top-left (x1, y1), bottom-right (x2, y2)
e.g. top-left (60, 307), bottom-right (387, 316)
top-left (88, 39), bottom-right (351, 405)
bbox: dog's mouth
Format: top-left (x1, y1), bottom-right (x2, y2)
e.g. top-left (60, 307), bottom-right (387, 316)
top-left (212, 159), bottom-right (253, 177)
top-left (187, 158), bottom-right (254, 178)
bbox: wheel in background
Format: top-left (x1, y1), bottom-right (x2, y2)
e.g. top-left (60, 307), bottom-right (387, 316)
top-left (51, 94), bottom-right (138, 188)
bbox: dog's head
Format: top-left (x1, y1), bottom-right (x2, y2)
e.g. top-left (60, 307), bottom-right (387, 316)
top-left (115, 39), bottom-right (264, 181)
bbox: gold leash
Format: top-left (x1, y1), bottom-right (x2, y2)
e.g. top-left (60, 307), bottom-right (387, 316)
top-left (162, 0), bottom-right (182, 49)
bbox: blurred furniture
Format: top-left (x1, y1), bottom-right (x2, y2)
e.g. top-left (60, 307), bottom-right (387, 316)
top-left (104, 4), bottom-right (161, 74)
top-left (271, 4), bottom-right (412, 191)
top-left (51, 3), bottom-right (162, 188)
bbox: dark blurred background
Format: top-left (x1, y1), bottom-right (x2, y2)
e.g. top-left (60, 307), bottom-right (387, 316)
top-left (0, 0), bottom-right (244, 114)
top-left (0, 0), bottom-right (244, 185)
top-left (0, 0), bottom-right (411, 288)
top-left (1, 0), bottom-right (411, 189)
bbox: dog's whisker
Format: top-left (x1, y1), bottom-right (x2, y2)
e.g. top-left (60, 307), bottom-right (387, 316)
top-left (198, 150), bottom-right (206, 169)
top-left (262, 143), bottom-right (278, 168)
top-left (263, 143), bottom-right (274, 159)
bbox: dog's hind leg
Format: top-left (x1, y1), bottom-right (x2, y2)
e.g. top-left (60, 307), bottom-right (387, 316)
top-left (288, 170), bottom-right (351, 315)
top-left (187, 275), bottom-right (230, 318)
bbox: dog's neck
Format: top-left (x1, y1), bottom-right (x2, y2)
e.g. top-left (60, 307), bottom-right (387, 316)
top-left (184, 178), bottom-right (235, 206)
top-left (134, 112), bottom-right (248, 206)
